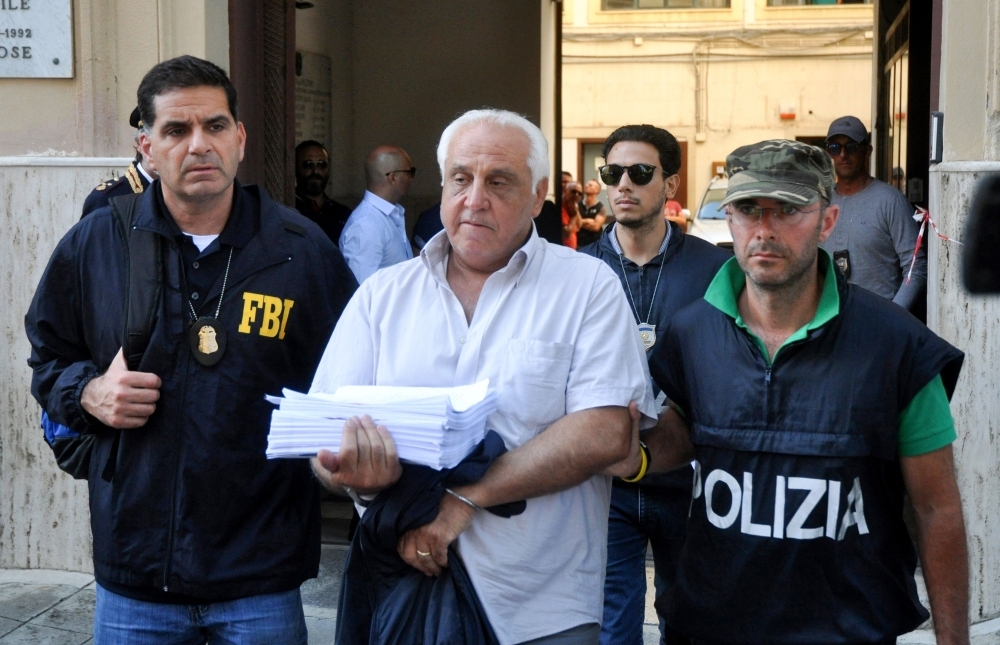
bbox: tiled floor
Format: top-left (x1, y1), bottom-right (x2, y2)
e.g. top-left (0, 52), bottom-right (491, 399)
top-left (0, 570), bottom-right (96, 645)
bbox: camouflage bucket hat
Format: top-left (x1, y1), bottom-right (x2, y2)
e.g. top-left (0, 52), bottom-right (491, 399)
top-left (722, 139), bottom-right (836, 207)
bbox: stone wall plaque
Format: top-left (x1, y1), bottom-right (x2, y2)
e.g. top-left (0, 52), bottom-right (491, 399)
top-left (0, 0), bottom-right (73, 78)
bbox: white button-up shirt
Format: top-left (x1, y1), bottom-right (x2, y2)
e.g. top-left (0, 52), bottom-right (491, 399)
top-left (311, 227), bottom-right (656, 645)
top-left (338, 190), bottom-right (412, 284)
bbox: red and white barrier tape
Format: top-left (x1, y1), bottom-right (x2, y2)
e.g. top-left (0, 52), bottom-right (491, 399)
top-left (905, 207), bottom-right (962, 284)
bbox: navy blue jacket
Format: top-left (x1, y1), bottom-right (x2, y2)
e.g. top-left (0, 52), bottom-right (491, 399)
top-left (412, 203), bottom-right (444, 250)
top-left (651, 269), bottom-right (964, 643)
top-left (337, 431), bottom-right (525, 645)
top-left (580, 222), bottom-right (730, 489)
top-left (26, 182), bottom-right (357, 601)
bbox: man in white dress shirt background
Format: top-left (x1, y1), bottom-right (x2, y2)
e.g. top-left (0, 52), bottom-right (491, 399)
top-left (339, 144), bottom-right (416, 283)
top-left (309, 109), bottom-right (658, 645)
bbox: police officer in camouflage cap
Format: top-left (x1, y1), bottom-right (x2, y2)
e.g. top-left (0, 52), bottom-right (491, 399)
top-left (636, 139), bottom-right (970, 644)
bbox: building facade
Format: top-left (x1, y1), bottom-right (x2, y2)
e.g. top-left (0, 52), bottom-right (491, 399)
top-left (561, 0), bottom-right (874, 212)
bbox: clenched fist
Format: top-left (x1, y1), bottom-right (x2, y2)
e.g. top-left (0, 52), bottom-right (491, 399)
top-left (81, 348), bottom-right (162, 429)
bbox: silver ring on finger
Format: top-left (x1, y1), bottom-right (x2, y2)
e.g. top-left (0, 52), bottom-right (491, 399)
top-left (416, 550), bottom-right (431, 557)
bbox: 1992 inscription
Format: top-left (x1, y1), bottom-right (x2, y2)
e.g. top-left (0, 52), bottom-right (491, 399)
top-left (0, 0), bottom-right (72, 77)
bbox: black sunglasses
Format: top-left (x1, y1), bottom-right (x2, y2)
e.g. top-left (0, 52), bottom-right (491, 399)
top-left (386, 168), bottom-right (417, 178)
top-left (825, 142), bottom-right (862, 156)
top-left (598, 164), bottom-right (663, 186)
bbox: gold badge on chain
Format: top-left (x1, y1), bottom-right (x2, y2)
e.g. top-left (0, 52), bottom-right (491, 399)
top-left (189, 318), bottom-right (226, 366)
top-left (638, 322), bottom-right (656, 352)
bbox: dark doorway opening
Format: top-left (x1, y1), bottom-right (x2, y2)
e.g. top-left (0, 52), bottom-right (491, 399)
top-left (875, 0), bottom-right (931, 206)
top-left (229, 0), bottom-right (297, 206)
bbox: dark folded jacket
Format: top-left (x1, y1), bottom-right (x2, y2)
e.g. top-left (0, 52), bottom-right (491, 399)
top-left (336, 431), bottom-right (526, 645)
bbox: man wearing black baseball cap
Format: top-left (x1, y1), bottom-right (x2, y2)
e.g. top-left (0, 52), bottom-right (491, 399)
top-left (636, 139), bottom-right (969, 645)
top-left (820, 115), bottom-right (926, 313)
top-left (80, 106), bottom-right (157, 219)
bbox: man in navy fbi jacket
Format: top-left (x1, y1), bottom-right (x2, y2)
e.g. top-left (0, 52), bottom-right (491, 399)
top-left (634, 140), bottom-right (969, 645)
top-left (25, 55), bottom-right (357, 644)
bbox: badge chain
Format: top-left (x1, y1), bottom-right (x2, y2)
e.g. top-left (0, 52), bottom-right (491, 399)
top-left (618, 246), bottom-right (665, 351)
top-left (188, 247), bottom-right (234, 322)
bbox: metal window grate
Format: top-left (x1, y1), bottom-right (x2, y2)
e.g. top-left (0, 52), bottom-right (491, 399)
top-left (262, 0), bottom-right (288, 202)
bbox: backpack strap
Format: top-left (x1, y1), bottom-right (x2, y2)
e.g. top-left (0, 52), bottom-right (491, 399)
top-left (102, 193), bottom-right (161, 483)
top-left (110, 193), bottom-right (162, 372)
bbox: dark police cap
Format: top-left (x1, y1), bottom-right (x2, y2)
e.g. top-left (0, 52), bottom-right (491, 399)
top-left (722, 139), bottom-right (836, 207)
top-left (129, 106), bottom-right (142, 129)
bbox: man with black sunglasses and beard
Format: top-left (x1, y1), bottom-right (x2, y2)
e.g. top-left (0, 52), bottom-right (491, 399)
top-left (819, 116), bottom-right (926, 313)
top-left (294, 140), bottom-right (353, 246)
top-left (579, 124), bottom-right (729, 645)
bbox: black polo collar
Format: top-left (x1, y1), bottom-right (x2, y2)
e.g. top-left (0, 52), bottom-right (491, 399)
top-left (147, 179), bottom-right (258, 250)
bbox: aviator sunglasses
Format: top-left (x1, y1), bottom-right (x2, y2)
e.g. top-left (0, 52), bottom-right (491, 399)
top-left (598, 164), bottom-right (664, 186)
top-left (825, 142), bottom-right (862, 156)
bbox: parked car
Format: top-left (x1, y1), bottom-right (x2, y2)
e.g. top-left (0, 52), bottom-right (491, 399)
top-left (687, 177), bottom-right (732, 249)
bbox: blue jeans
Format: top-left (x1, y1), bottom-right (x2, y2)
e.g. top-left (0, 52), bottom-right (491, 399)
top-left (93, 584), bottom-right (308, 645)
top-left (601, 470), bottom-right (693, 645)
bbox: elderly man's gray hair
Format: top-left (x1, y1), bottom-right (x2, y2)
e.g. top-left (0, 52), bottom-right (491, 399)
top-left (436, 109), bottom-right (550, 189)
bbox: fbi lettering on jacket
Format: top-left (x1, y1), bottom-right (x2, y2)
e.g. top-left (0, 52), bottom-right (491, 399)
top-left (238, 292), bottom-right (295, 339)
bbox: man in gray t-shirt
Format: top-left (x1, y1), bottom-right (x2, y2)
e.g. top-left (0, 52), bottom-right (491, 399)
top-left (819, 116), bottom-right (926, 311)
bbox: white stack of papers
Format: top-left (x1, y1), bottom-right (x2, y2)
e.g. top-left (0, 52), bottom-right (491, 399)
top-left (265, 379), bottom-right (497, 470)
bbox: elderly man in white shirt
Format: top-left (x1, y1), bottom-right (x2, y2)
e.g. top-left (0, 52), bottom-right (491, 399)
top-left (310, 109), bottom-right (657, 645)
top-left (339, 144), bottom-right (416, 283)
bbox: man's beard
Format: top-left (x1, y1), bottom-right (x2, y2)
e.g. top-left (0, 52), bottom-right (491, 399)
top-left (616, 204), bottom-right (661, 229)
top-left (614, 185), bottom-right (667, 230)
top-left (296, 173), bottom-right (328, 197)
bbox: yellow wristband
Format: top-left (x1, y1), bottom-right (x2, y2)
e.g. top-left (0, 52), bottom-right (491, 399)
top-left (620, 441), bottom-right (649, 483)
